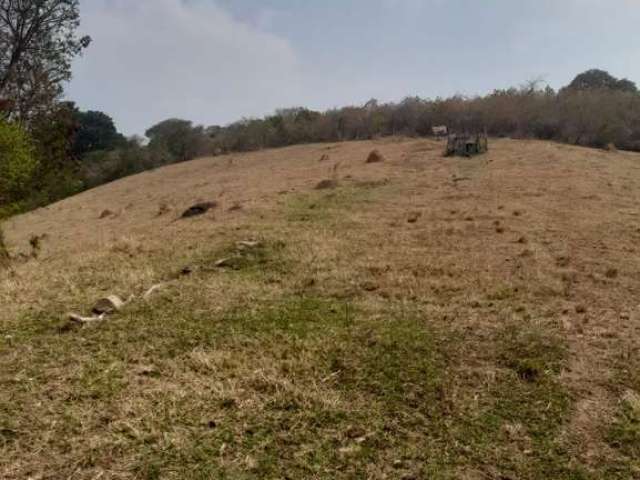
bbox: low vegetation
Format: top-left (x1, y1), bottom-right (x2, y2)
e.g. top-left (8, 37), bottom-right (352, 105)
top-left (0, 225), bottom-right (8, 267)
top-left (609, 392), bottom-right (640, 459)
top-left (0, 271), bottom-right (580, 478)
top-left (0, 120), bottom-right (38, 212)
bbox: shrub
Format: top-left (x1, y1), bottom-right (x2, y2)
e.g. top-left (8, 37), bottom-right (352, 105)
top-left (0, 120), bottom-right (38, 205)
top-left (0, 225), bottom-right (9, 267)
top-left (81, 141), bottom-right (163, 188)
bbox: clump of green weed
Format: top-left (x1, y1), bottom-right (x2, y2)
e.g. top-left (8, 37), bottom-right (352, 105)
top-left (207, 239), bottom-right (289, 276)
top-left (498, 323), bottom-right (566, 382)
top-left (455, 322), bottom-right (576, 477)
top-left (221, 295), bottom-right (350, 338)
top-left (285, 193), bottom-right (333, 223)
top-left (487, 284), bottom-right (520, 302)
top-left (609, 391), bottom-right (640, 459)
top-left (327, 315), bottom-right (448, 411)
top-left (285, 186), bottom-right (381, 224)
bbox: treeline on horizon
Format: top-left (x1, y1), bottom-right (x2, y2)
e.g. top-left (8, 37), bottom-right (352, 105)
top-left (81, 69), bottom-right (640, 188)
top-left (4, 66), bottom-right (640, 219)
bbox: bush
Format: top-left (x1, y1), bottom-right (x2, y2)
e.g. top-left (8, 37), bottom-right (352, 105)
top-left (0, 225), bottom-right (8, 267)
top-left (81, 140), bottom-right (164, 188)
top-left (0, 121), bottom-right (38, 205)
top-left (145, 118), bottom-right (209, 162)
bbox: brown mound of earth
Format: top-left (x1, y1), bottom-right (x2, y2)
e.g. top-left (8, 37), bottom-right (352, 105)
top-left (366, 149), bottom-right (385, 163)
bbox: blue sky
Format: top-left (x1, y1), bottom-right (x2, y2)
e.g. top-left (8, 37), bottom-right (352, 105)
top-left (68, 0), bottom-right (640, 135)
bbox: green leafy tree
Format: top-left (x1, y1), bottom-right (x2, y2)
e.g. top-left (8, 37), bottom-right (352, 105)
top-left (566, 69), bottom-right (638, 94)
top-left (0, 0), bottom-right (91, 121)
top-left (73, 109), bottom-right (126, 156)
top-left (0, 120), bottom-right (38, 204)
top-left (145, 118), bottom-right (207, 162)
top-left (28, 102), bottom-right (83, 204)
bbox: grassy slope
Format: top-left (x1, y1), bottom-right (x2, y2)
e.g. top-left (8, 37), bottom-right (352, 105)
top-left (1, 137), bottom-right (640, 479)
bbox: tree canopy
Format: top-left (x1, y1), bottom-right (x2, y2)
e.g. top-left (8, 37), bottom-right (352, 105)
top-left (566, 69), bottom-right (638, 94)
top-left (0, 0), bottom-right (91, 121)
top-left (0, 119), bottom-right (38, 203)
top-left (73, 109), bottom-right (126, 156)
top-left (146, 118), bottom-right (205, 162)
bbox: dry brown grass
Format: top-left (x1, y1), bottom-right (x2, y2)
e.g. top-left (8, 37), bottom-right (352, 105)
top-left (2, 137), bottom-right (640, 478)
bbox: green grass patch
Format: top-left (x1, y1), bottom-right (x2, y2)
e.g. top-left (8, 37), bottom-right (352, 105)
top-left (198, 239), bottom-right (290, 279)
top-left (609, 393), bottom-right (640, 458)
top-left (446, 322), bottom-right (583, 480)
top-left (128, 299), bottom-right (452, 479)
top-left (0, 294), bottom-right (597, 478)
top-left (221, 295), bottom-right (351, 338)
top-left (285, 185), bottom-right (382, 223)
top-left (600, 335), bottom-right (640, 477)
top-left (486, 283), bottom-right (520, 302)
top-left (498, 322), bottom-right (567, 381)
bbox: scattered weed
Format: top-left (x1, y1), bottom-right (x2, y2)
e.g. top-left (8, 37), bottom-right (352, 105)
top-left (487, 284), bottom-right (520, 301)
top-left (609, 391), bottom-right (640, 458)
top-left (451, 322), bottom-right (580, 479)
top-left (498, 322), bottom-right (567, 381)
top-left (206, 239), bottom-right (288, 276)
top-left (607, 353), bottom-right (640, 475)
top-left (285, 185), bottom-right (380, 223)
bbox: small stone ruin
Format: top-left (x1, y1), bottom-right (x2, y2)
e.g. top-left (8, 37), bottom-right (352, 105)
top-left (445, 133), bottom-right (489, 157)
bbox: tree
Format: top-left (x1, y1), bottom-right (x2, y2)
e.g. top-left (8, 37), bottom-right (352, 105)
top-left (145, 118), bottom-right (207, 162)
top-left (81, 136), bottom-right (157, 188)
top-left (0, 119), bottom-right (38, 204)
top-left (73, 109), bottom-right (126, 156)
top-left (566, 69), bottom-right (638, 94)
top-left (0, 0), bottom-right (91, 121)
top-left (616, 78), bottom-right (638, 94)
top-left (28, 101), bottom-right (83, 203)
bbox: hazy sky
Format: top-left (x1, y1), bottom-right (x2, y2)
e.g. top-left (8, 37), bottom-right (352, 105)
top-left (68, 0), bottom-right (640, 135)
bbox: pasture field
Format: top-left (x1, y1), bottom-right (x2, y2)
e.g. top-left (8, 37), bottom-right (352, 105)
top-left (1, 137), bottom-right (639, 479)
